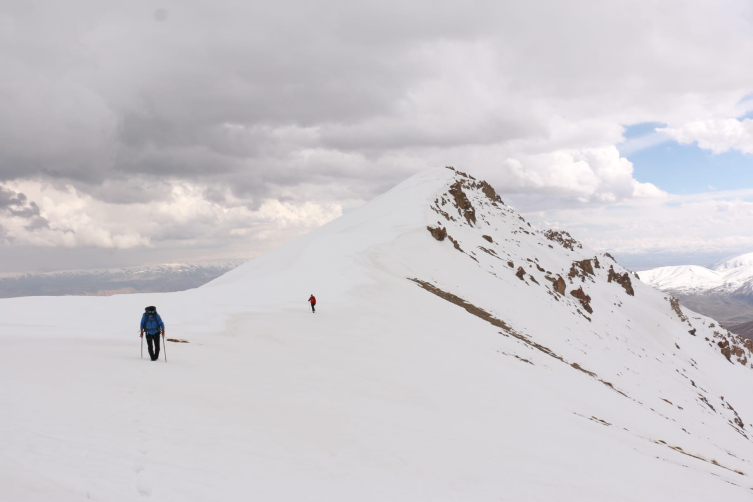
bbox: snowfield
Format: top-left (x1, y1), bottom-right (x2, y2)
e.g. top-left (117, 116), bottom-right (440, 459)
top-left (3, 168), bottom-right (753, 501)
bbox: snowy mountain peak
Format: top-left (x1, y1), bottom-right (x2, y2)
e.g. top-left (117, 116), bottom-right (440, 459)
top-left (641, 252), bottom-right (753, 326)
top-left (639, 264), bottom-right (724, 293)
top-left (4, 168), bottom-right (753, 500)
top-left (714, 252), bottom-right (753, 271)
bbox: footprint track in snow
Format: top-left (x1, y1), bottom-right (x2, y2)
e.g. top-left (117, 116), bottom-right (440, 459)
top-left (135, 477), bottom-right (152, 497)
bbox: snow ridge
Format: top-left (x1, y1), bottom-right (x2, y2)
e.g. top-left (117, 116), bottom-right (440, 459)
top-left (2, 167), bottom-right (753, 501)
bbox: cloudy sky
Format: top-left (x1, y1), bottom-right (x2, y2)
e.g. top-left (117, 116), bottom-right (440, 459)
top-left (1, 0), bottom-right (752, 273)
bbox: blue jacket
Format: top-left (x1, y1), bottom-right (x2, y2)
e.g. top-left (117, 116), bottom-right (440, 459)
top-left (141, 313), bottom-right (165, 336)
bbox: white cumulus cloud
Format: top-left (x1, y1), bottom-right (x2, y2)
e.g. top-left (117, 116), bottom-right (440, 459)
top-left (660, 118), bottom-right (753, 154)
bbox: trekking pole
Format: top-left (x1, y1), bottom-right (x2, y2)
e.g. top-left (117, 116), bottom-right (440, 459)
top-left (141, 334), bottom-right (143, 359)
top-left (163, 333), bottom-right (167, 362)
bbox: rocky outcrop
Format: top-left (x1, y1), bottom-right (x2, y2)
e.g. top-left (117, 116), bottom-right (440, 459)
top-left (448, 181), bottom-right (477, 226)
top-left (570, 259), bottom-right (595, 277)
top-left (543, 230), bottom-right (582, 251)
top-left (570, 286), bottom-right (593, 314)
top-left (516, 266), bottom-right (526, 280)
top-left (669, 297), bottom-right (688, 322)
top-left (718, 339), bottom-right (732, 362)
top-left (608, 265), bottom-right (635, 296)
top-left (549, 275), bottom-right (566, 295)
top-left (448, 234), bottom-right (463, 252)
top-left (427, 226), bottom-right (447, 241)
top-left (477, 181), bottom-right (504, 204)
top-left (713, 330), bottom-right (753, 366)
top-left (482, 235), bottom-right (493, 243)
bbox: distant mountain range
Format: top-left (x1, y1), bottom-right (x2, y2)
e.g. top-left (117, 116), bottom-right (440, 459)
top-left (0, 259), bottom-right (247, 298)
top-left (640, 253), bottom-right (753, 332)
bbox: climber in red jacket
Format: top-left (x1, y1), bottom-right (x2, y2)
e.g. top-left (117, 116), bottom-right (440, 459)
top-left (308, 294), bottom-right (316, 313)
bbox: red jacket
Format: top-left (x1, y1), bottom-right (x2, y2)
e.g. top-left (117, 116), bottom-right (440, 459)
top-left (309, 295), bottom-right (316, 305)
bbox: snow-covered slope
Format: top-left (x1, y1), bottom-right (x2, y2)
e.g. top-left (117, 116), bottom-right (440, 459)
top-left (3, 167), bottom-right (753, 501)
top-left (641, 254), bottom-right (753, 325)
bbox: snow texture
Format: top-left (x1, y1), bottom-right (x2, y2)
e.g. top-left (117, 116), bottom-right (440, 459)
top-left (3, 167), bottom-right (753, 501)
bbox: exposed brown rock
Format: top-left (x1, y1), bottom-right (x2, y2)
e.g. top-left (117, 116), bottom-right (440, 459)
top-left (478, 246), bottom-right (498, 258)
top-left (427, 225), bottom-right (447, 241)
top-left (718, 340), bottom-right (732, 362)
top-left (430, 204), bottom-right (454, 222)
top-left (550, 275), bottom-right (566, 295)
top-left (699, 395), bottom-right (716, 411)
top-left (607, 265), bottom-right (635, 296)
top-left (507, 260), bottom-right (514, 268)
top-left (571, 362), bottom-right (596, 377)
top-left (477, 180), bottom-right (504, 204)
top-left (408, 278), bottom-right (514, 334)
top-left (482, 235), bottom-right (493, 243)
top-left (543, 229), bottom-right (582, 251)
top-left (570, 286), bottom-right (593, 314)
top-left (651, 440), bottom-right (745, 476)
top-left (669, 297), bottom-right (688, 322)
top-left (529, 275), bottom-right (539, 285)
top-left (447, 234), bottom-right (463, 252)
top-left (688, 328), bottom-right (697, 336)
top-left (448, 181), bottom-right (477, 226)
top-left (568, 259), bottom-right (596, 282)
top-left (516, 266), bottom-right (526, 280)
top-left (711, 329), bottom-right (752, 366)
top-left (574, 259), bottom-right (595, 276)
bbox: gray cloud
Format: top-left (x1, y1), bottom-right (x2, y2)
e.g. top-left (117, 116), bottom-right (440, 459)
top-left (0, 187), bottom-right (40, 218)
top-left (1, 0), bottom-right (752, 271)
top-left (3, 1), bottom-right (750, 186)
top-left (24, 216), bottom-right (50, 231)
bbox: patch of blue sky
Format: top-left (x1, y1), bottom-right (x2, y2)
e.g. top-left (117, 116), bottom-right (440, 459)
top-left (618, 122), bottom-right (753, 194)
top-left (623, 122), bottom-right (666, 138)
